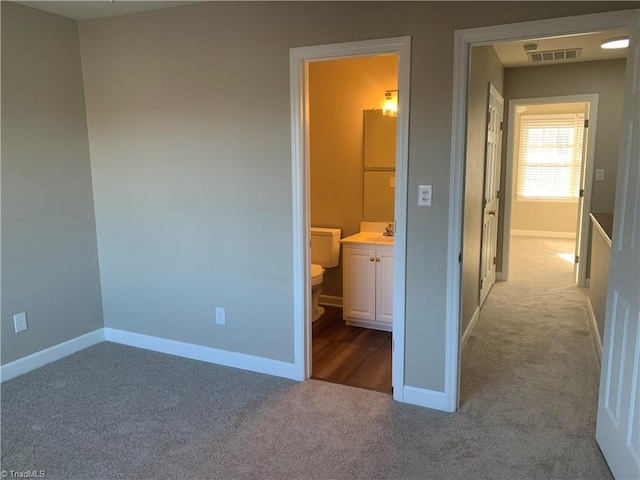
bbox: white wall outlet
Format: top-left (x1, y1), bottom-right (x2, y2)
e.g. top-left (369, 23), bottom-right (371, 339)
top-left (14, 312), bottom-right (28, 333)
top-left (595, 169), bottom-right (605, 181)
top-left (215, 307), bottom-right (225, 325)
top-left (418, 184), bottom-right (432, 207)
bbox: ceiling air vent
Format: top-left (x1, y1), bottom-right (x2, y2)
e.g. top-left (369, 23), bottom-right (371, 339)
top-left (527, 48), bottom-right (581, 63)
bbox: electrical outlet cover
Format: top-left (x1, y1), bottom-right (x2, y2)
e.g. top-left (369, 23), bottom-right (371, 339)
top-left (14, 312), bottom-right (27, 333)
top-left (215, 307), bottom-right (225, 325)
top-left (418, 184), bottom-right (432, 207)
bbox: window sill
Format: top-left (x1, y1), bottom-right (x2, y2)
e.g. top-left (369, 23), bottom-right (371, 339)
top-left (516, 197), bottom-right (579, 204)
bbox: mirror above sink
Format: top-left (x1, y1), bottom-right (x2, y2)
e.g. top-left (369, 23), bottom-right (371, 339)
top-left (363, 109), bottom-right (396, 222)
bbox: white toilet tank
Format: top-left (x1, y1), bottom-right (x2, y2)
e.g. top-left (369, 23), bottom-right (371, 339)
top-left (310, 227), bottom-right (341, 268)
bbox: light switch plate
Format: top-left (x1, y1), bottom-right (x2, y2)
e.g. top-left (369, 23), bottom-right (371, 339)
top-left (418, 184), bottom-right (432, 207)
top-left (595, 169), bottom-right (605, 181)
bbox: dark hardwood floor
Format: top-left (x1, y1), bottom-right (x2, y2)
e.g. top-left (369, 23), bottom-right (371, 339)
top-left (311, 306), bottom-right (392, 394)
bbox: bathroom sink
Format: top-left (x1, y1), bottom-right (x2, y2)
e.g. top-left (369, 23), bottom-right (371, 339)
top-left (340, 232), bottom-right (394, 245)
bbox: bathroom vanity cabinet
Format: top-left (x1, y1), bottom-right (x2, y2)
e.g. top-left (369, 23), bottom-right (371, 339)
top-left (342, 243), bottom-right (393, 331)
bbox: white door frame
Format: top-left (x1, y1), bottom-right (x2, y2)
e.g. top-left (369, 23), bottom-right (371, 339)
top-left (501, 94), bottom-right (599, 286)
top-left (447, 9), bottom-right (638, 412)
top-left (289, 36), bottom-right (411, 401)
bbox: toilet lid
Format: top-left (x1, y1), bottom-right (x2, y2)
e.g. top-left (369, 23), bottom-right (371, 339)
top-left (311, 264), bottom-right (324, 279)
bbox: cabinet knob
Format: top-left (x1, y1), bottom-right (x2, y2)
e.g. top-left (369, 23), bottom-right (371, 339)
top-left (370, 257), bottom-right (375, 261)
top-left (376, 258), bottom-right (380, 262)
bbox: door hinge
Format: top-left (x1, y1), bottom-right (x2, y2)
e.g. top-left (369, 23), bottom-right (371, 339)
top-left (459, 252), bottom-right (463, 263)
top-left (579, 188), bottom-right (585, 198)
top-left (500, 121), bottom-right (503, 131)
top-left (493, 256), bottom-right (496, 265)
top-left (584, 119), bottom-right (589, 128)
top-left (575, 255), bottom-right (580, 264)
top-left (487, 110), bottom-right (491, 125)
top-left (392, 339), bottom-right (395, 351)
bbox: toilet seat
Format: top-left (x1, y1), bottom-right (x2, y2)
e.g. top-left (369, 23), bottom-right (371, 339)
top-left (311, 264), bottom-right (324, 286)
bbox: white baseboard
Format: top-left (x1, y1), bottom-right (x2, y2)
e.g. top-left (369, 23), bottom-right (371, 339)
top-left (0, 328), bottom-right (449, 413)
top-left (461, 306), bottom-right (480, 352)
top-left (319, 295), bottom-right (342, 307)
top-left (104, 328), bottom-right (300, 380)
top-left (403, 385), bottom-right (450, 412)
top-left (1, 327), bottom-right (300, 383)
top-left (586, 299), bottom-right (603, 363)
top-left (511, 229), bottom-right (576, 239)
top-left (0, 329), bottom-right (105, 382)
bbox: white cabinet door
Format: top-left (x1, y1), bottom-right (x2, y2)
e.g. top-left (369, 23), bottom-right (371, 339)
top-left (343, 246), bottom-right (376, 322)
top-left (343, 244), bottom-right (394, 328)
top-left (376, 249), bottom-right (394, 324)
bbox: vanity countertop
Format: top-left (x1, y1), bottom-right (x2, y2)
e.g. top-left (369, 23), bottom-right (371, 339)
top-left (340, 232), bottom-right (394, 246)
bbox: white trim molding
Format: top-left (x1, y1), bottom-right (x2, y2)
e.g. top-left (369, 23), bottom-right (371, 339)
top-left (461, 306), bottom-right (480, 352)
top-left (448, 9), bottom-right (638, 413)
top-left (586, 299), bottom-right (603, 362)
top-left (290, 36), bottom-right (411, 401)
top-left (105, 328), bottom-right (299, 380)
top-left (403, 385), bottom-right (449, 412)
top-left (0, 329), bottom-right (104, 382)
top-left (1, 328), bottom-right (300, 383)
top-left (319, 295), bottom-right (343, 308)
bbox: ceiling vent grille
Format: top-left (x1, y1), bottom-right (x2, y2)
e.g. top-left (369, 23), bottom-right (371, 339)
top-left (527, 48), bottom-right (582, 63)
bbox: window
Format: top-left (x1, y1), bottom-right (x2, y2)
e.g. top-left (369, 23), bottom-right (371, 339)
top-left (516, 113), bottom-right (585, 201)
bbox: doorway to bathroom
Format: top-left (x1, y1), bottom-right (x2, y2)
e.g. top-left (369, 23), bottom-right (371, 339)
top-left (307, 55), bottom-right (397, 393)
top-left (289, 37), bottom-right (411, 401)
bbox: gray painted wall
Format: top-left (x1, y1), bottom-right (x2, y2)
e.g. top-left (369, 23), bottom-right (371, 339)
top-left (1, 0), bottom-right (632, 393)
top-left (497, 58), bottom-right (626, 273)
top-left (1, 2), bottom-right (103, 364)
top-left (78, 1), bottom-right (633, 393)
top-left (462, 46), bottom-right (504, 338)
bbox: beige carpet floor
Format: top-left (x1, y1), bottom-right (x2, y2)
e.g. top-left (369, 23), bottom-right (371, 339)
top-left (1, 236), bottom-right (610, 479)
top-left (460, 235), bottom-right (608, 476)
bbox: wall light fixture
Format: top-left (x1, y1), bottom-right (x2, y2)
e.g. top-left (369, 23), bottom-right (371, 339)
top-left (382, 90), bottom-right (398, 117)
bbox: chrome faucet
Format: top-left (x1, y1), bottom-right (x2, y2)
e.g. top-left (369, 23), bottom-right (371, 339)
top-left (383, 222), bottom-right (395, 237)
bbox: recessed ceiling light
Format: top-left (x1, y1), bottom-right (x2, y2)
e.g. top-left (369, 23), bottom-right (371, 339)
top-left (601, 37), bottom-right (629, 49)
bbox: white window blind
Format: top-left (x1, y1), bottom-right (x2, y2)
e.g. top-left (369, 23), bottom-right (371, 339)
top-left (516, 113), bottom-right (585, 201)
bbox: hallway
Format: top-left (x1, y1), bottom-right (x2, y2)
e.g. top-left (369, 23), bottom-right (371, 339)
top-left (460, 235), bottom-right (609, 477)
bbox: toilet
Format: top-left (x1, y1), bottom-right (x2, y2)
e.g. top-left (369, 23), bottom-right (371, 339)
top-left (310, 227), bottom-right (341, 321)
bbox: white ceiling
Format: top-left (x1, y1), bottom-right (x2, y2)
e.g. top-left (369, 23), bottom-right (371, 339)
top-left (12, 1), bottom-right (630, 67)
top-left (492, 29), bottom-right (629, 67)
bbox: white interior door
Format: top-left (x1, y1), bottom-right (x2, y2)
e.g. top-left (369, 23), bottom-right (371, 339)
top-left (479, 84), bottom-right (504, 305)
top-left (596, 18), bottom-right (640, 479)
